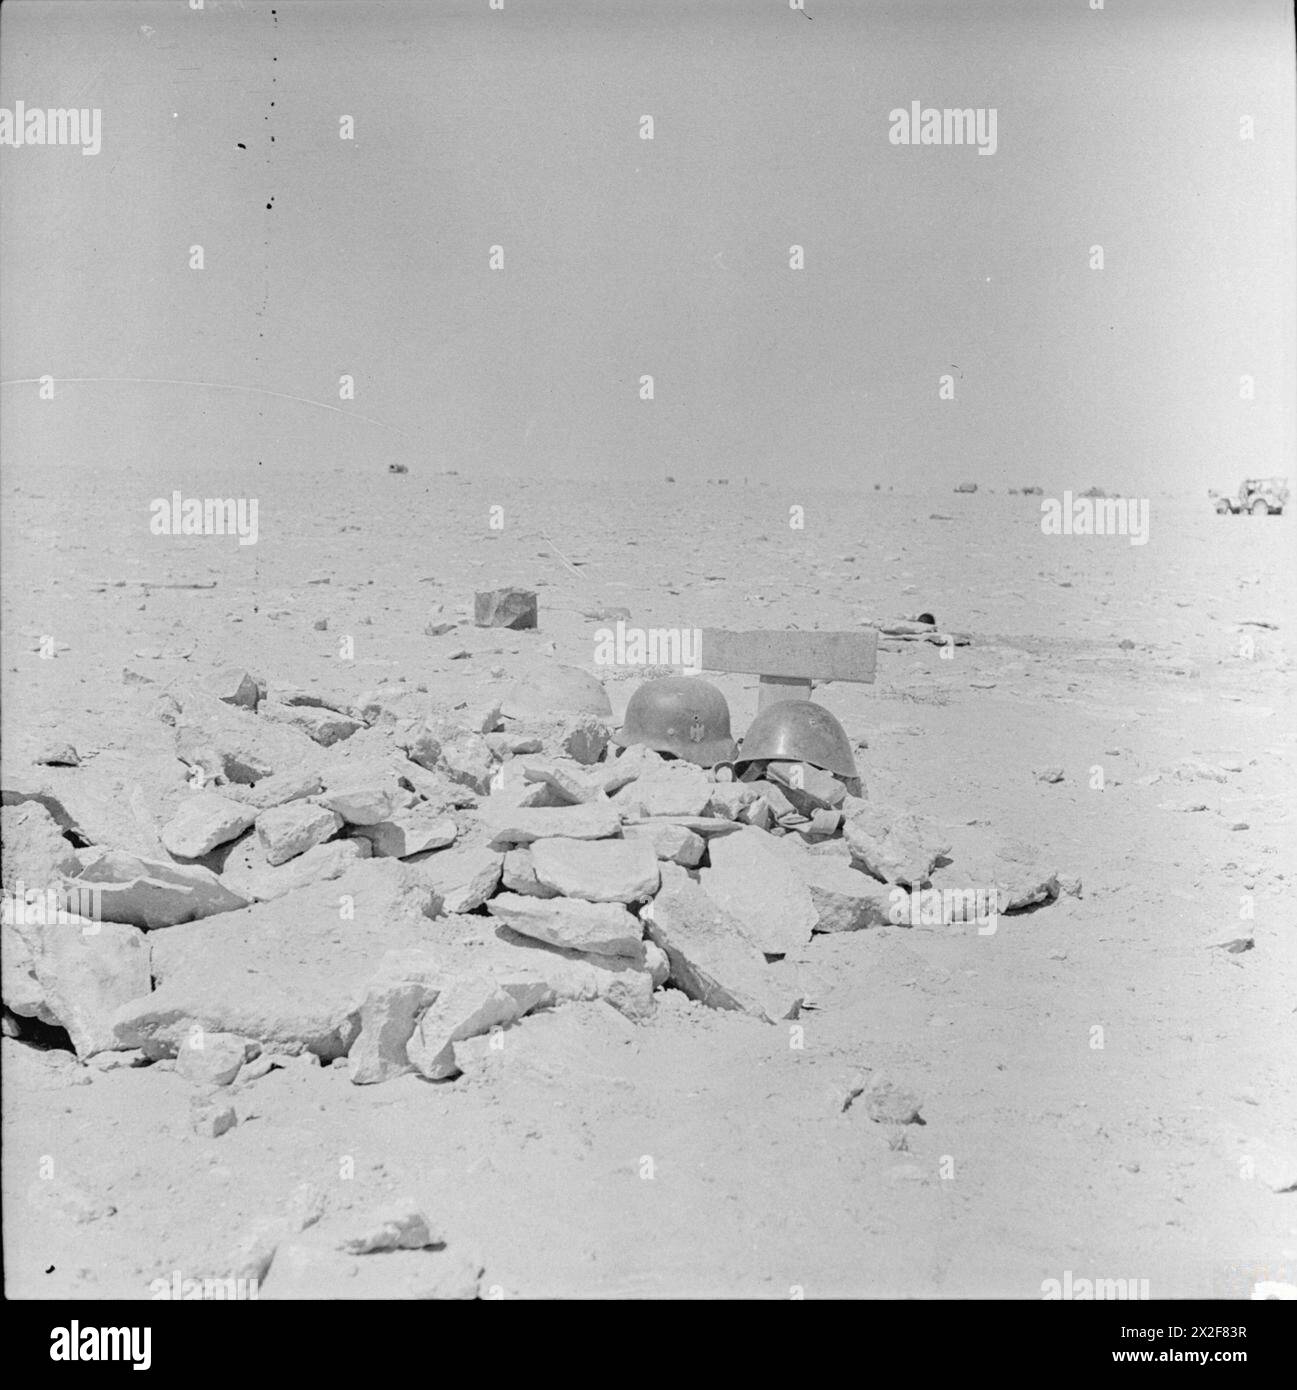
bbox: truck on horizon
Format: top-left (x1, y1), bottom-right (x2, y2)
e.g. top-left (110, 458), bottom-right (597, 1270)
top-left (1209, 476), bottom-right (1289, 516)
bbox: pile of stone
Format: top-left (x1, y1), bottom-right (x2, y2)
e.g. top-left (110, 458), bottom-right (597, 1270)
top-left (1, 660), bottom-right (1064, 1089)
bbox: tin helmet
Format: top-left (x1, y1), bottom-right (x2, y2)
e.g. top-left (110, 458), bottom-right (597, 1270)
top-left (733, 699), bottom-right (858, 781)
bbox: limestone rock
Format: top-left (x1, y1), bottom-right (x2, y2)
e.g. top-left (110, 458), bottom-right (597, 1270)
top-left (486, 892), bottom-right (645, 960)
top-left (474, 586), bottom-right (538, 629)
top-left (259, 700), bottom-right (362, 748)
top-left (36, 743), bottom-right (81, 767)
top-left (601, 969), bottom-right (656, 1021)
top-left (642, 865), bottom-right (792, 1021)
top-left (172, 691), bottom-right (323, 785)
top-left (701, 826), bottom-right (816, 955)
top-left (354, 684), bottom-right (428, 727)
top-left (500, 847), bottom-right (560, 897)
top-left (528, 837), bottom-right (659, 904)
top-left (316, 766), bottom-right (412, 826)
top-left (0, 801), bottom-right (80, 889)
top-left (643, 938), bottom-right (670, 988)
top-left (478, 929), bottom-right (654, 1020)
top-left (845, 1072), bottom-right (924, 1124)
top-left (843, 805), bottom-right (950, 887)
top-left (392, 759), bottom-right (461, 812)
top-left (335, 1200), bottom-right (444, 1254)
top-left (175, 1031), bottom-right (258, 1087)
top-left (348, 949), bottom-right (445, 1085)
top-left (595, 743), bottom-right (665, 794)
top-left (621, 821), bottom-right (705, 867)
top-left (221, 769), bottom-right (323, 811)
top-left (355, 806), bottom-right (457, 859)
top-left (479, 758), bottom-right (553, 810)
top-left (408, 976), bottom-right (543, 1080)
top-left (984, 840), bottom-right (1060, 912)
top-left (5, 760), bottom-right (176, 860)
top-left (219, 836), bottom-right (370, 902)
top-left (222, 1186), bottom-right (324, 1282)
top-left (25, 1177), bottom-right (116, 1223)
top-left (551, 714), bottom-right (610, 765)
top-left (519, 759), bottom-right (603, 805)
top-left (265, 681), bottom-right (359, 718)
top-left (482, 799), bottom-right (622, 848)
top-left (35, 917), bottom-right (152, 1057)
top-left (256, 802), bottom-right (343, 866)
top-left (932, 838), bottom-right (1059, 913)
top-left (2, 914), bottom-right (60, 1025)
top-left (409, 840), bottom-right (501, 912)
top-left (454, 700), bottom-right (502, 736)
top-left (615, 762), bottom-right (711, 819)
top-left (161, 793), bottom-right (257, 859)
top-left (72, 848), bottom-right (250, 927)
top-left (110, 862), bottom-right (441, 1059)
top-left (704, 783), bottom-right (762, 821)
top-left (191, 1100), bottom-right (238, 1138)
top-left (437, 734), bottom-right (494, 795)
top-left (787, 854), bottom-right (893, 933)
top-left (261, 1238), bottom-right (480, 1299)
top-left (206, 667), bottom-right (261, 710)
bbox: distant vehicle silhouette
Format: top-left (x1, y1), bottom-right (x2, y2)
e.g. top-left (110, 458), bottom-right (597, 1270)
top-left (1210, 476), bottom-right (1288, 515)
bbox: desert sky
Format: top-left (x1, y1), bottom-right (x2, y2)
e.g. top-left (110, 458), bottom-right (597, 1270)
top-left (2, 0), bottom-right (1293, 493)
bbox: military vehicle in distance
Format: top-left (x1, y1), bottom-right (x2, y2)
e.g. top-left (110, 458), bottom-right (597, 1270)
top-left (1210, 477), bottom-right (1289, 515)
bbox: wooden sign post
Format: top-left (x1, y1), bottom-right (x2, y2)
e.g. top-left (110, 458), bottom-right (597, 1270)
top-left (700, 628), bottom-right (878, 709)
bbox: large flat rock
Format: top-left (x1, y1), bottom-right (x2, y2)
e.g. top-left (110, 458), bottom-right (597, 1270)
top-left (34, 916), bottom-right (152, 1057)
top-left (528, 836), bottom-right (660, 903)
top-left (699, 825), bottom-right (816, 955)
top-left (218, 835), bottom-right (371, 902)
top-left (486, 892), bottom-right (645, 960)
top-left (643, 865), bottom-right (795, 1022)
top-left (110, 861), bottom-right (442, 1059)
top-left (72, 847), bottom-right (250, 928)
top-left (481, 799), bottom-right (622, 848)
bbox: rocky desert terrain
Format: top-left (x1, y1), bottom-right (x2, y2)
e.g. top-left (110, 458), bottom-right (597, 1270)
top-left (2, 455), bottom-right (1293, 1300)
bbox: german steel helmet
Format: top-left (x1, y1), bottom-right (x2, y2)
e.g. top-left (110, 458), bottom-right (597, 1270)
top-left (613, 676), bottom-right (737, 767)
top-left (734, 700), bottom-right (858, 780)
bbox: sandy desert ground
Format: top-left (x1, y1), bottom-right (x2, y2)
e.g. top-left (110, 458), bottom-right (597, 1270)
top-left (2, 456), bottom-right (1294, 1299)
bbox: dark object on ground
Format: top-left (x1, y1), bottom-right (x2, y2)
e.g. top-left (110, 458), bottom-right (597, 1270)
top-left (474, 588), bottom-right (538, 630)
